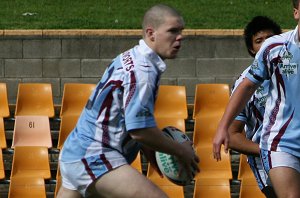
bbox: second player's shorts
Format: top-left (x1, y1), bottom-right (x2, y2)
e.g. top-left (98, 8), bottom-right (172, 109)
top-left (260, 149), bottom-right (300, 174)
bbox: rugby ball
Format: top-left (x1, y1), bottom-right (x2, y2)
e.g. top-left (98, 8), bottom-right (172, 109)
top-left (155, 126), bottom-right (196, 186)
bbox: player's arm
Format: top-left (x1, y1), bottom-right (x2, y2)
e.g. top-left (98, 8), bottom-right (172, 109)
top-left (228, 120), bottom-right (260, 156)
top-left (129, 127), bottom-right (200, 177)
top-left (213, 78), bottom-right (259, 161)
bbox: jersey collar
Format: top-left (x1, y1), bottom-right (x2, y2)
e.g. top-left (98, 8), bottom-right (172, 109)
top-left (138, 39), bottom-right (166, 72)
top-left (292, 25), bottom-right (300, 47)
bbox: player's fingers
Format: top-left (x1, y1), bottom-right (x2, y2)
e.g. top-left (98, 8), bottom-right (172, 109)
top-left (178, 164), bottom-right (185, 177)
top-left (194, 154), bottom-right (200, 163)
top-left (152, 163), bottom-right (164, 178)
top-left (180, 162), bottom-right (193, 179)
top-left (214, 153), bottom-right (221, 161)
top-left (213, 146), bottom-right (221, 161)
top-left (157, 168), bottom-right (164, 178)
top-left (192, 159), bottom-right (200, 173)
top-left (224, 139), bottom-right (229, 154)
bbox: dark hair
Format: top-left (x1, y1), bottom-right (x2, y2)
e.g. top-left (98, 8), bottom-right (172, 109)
top-left (244, 16), bottom-right (282, 57)
top-left (292, 0), bottom-right (299, 8)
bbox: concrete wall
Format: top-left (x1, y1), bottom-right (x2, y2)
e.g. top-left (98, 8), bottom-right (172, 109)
top-left (0, 29), bottom-right (252, 104)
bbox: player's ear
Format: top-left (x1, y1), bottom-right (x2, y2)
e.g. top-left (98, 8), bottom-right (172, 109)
top-left (294, 8), bottom-right (300, 20)
top-left (145, 26), bottom-right (155, 41)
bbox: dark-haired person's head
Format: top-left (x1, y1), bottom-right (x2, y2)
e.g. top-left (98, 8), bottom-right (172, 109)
top-left (292, 0), bottom-right (299, 9)
top-left (244, 16), bottom-right (282, 57)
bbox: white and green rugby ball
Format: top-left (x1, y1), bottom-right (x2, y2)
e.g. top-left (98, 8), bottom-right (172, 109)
top-left (155, 126), bottom-right (196, 186)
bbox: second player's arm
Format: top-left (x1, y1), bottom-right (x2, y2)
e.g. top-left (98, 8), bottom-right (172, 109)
top-left (213, 78), bottom-right (259, 161)
top-left (228, 120), bottom-right (260, 156)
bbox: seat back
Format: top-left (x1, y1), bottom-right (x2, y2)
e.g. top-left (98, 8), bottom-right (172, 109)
top-left (239, 178), bottom-right (265, 198)
top-left (0, 150), bottom-right (5, 179)
top-left (159, 185), bottom-right (185, 198)
top-left (60, 83), bottom-right (96, 117)
top-left (155, 117), bottom-right (186, 132)
top-left (12, 116), bottom-right (52, 148)
top-left (0, 83), bottom-right (10, 117)
top-left (57, 115), bottom-right (79, 149)
top-left (11, 146), bottom-right (51, 179)
top-left (195, 146), bottom-right (232, 179)
top-left (193, 115), bottom-right (222, 148)
top-left (15, 83), bottom-right (55, 117)
top-left (147, 164), bottom-right (176, 186)
top-left (0, 117), bottom-right (7, 149)
top-left (238, 154), bottom-right (256, 180)
top-left (8, 177), bottom-right (46, 198)
top-left (154, 85), bottom-right (188, 119)
top-left (193, 178), bottom-right (231, 198)
top-left (130, 152), bottom-right (142, 173)
top-left (193, 84), bottom-right (229, 119)
top-left (146, 164), bottom-right (184, 197)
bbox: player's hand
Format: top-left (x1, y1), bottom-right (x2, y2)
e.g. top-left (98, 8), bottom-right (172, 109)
top-left (141, 145), bottom-right (164, 178)
top-left (178, 141), bottom-right (200, 179)
top-left (212, 126), bottom-right (229, 161)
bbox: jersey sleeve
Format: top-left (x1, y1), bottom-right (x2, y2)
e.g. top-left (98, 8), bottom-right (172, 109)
top-left (245, 39), bottom-right (282, 84)
top-left (232, 68), bottom-right (250, 123)
top-left (123, 73), bottom-right (157, 131)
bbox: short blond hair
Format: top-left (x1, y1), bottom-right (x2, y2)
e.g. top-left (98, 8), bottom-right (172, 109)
top-left (142, 4), bottom-right (182, 36)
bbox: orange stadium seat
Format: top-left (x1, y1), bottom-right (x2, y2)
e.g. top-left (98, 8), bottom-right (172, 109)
top-left (11, 146), bottom-right (51, 179)
top-left (15, 83), bottom-right (55, 117)
top-left (239, 177), bottom-right (265, 198)
top-left (57, 115), bottom-right (79, 150)
top-left (0, 83), bottom-right (10, 118)
top-left (238, 154), bottom-right (265, 198)
top-left (192, 84), bottom-right (232, 179)
top-left (193, 114), bottom-right (223, 149)
top-left (238, 154), bottom-right (256, 180)
top-left (0, 150), bottom-right (5, 179)
top-left (60, 83), bottom-right (96, 117)
top-left (0, 117), bottom-right (7, 149)
top-left (147, 164), bottom-right (185, 198)
top-left (131, 152), bottom-right (143, 173)
top-left (155, 117), bottom-right (186, 132)
top-left (158, 185), bottom-right (185, 198)
top-left (194, 146), bottom-right (232, 179)
top-left (154, 85), bottom-right (188, 119)
top-left (8, 177), bottom-right (46, 198)
top-left (193, 178), bottom-right (231, 198)
top-left (12, 116), bottom-right (52, 148)
top-left (193, 84), bottom-right (229, 119)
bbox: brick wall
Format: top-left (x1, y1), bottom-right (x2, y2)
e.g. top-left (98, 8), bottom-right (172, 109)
top-left (0, 29), bottom-right (253, 104)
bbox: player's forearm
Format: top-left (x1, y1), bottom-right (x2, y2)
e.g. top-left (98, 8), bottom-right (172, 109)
top-left (228, 120), bottom-right (260, 156)
top-left (229, 133), bottom-right (260, 156)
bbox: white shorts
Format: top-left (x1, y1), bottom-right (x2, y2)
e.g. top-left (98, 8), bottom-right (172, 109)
top-left (261, 149), bottom-right (300, 174)
top-left (59, 152), bottom-right (129, 196)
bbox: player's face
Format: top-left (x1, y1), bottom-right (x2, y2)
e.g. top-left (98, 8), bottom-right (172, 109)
top-left (152, 16), bottom-right (184, 60)
top-left (250, 29), bottom-right (274, 55)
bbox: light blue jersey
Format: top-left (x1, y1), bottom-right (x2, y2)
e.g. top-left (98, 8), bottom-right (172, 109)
top-left (233, 66), bottom-right (269, 144)
top-left (246, 26), bottom-right (300, 158)
top-left (232, 66), bottom-right (270, 190)
top-left (60, 40), bottom-right (166, 165)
